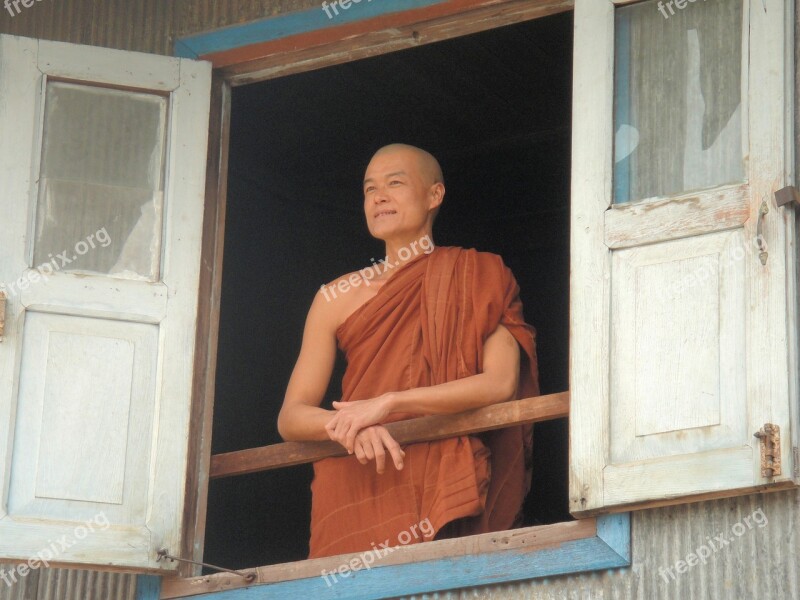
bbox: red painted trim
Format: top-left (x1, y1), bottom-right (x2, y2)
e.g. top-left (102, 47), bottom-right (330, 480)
top-left (202, 0), bottom-right (506, 68)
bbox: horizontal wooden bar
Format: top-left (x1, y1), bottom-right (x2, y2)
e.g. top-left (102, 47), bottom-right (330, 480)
top-left (210, 391), bottom-right (569, 479)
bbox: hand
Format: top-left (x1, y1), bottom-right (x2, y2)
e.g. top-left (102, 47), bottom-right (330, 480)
top-left (351, 425), bottom-right (405, 474)
top-left (326, 395), bottom-right (393, 453)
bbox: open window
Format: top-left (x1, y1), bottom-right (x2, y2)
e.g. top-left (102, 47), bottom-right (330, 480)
top-left (201, 9), bottom-right (574, 571)
top-left (166, 2), bottom-right (628, 598)
top-left (0, 0), bottom-right (796, 597)
top-left (172, 0), bottom-right (795, 596)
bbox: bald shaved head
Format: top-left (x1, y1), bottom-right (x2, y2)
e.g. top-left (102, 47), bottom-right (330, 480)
top-left (367, 143), bottom-right (445, 226)
top-left (371, 143), bottom-right (444, 187)
top-left (363, 143), bottom-right (445, 245)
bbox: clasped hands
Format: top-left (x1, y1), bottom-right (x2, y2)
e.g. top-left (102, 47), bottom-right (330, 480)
top-left (325, 394), bottom-right (405, 474)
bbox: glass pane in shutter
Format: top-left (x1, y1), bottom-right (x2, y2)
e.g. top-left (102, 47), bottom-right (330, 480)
top-left (33, 81), bottom-right (168, 280)
top-left (613, 0), bottom-right (744, 204)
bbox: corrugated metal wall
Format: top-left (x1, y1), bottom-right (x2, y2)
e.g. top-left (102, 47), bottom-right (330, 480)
top-left (4, 490), bottom-right (799, 599)
top-left (405, 490), bottom-right (800, 600)
top-left (1, 1), bottom-right (799, 599)
top-left (0, 0), bottom-right (174, 54)
top-left (0, 0), bottom-right (317, 56)
top-left (0, 568), bottom-right (136, 600)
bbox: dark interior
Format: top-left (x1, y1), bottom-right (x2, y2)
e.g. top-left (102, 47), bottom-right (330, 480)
top-left (204, 10), bottom-right (573, 570)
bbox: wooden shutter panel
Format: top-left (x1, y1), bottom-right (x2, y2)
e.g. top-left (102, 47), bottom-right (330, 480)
top-left (569, 0), bottom-right (797, 516)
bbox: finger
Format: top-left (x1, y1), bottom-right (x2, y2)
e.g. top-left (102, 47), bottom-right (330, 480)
top-left (353, 440), bottom-right (368, 464)
top-left (332, 401), bottom-right (344, 410)
top-left (331, 427), bottom-right (349, 449)
top-left (325, 414), bottom-right (339, 433)
top-left (339, 422), bottom-right (356, 454)
top-left (379, 429), bottom-right (405, 470)
top-left (345, 423), bottom-right (361, 455)
top-left (372, 437), bottom-right (386, 474)
top-left (361, 435), bottom-right (375, 460)
top-left (326, 419), bottom-right (341, 443)
top-left (334, 420), bottom-right (349, 449)
top-left (325, 426), bottom-right (339, 442)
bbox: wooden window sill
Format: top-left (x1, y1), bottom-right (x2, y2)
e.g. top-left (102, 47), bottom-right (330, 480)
top-left (160, 513), bottom-right (630, 599)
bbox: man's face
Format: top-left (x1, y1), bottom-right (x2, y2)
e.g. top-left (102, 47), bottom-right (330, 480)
top-left (363, 149), bottom-right (436, 241)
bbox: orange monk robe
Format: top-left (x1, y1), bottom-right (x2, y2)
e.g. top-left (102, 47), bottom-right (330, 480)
top-left (308, 246), bottom-right (540, 558)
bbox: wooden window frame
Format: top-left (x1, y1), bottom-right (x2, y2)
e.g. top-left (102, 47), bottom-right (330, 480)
top-left (148, 0), bottom-right (633, 598)
top-left (161, 395), bottom-right (631, 600)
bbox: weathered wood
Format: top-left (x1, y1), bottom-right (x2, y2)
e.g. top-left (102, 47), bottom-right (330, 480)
top-left (160, 517), bottom-right (595, 598)
top-left (0, 35), bottom-right (212, 571)
top-left (604, 183), bottom-right (749, 249)
top-left (571, 479), bottom-right (797, 519)
top-left (570, 0), bottom-right (797, 517)
top-left (179, 72), bottom-right (232, 577)
top-left (210, 392), bottom-right (569, 478)
top-left (568, 0), bottom-right (614, 519)
top-left (218, 0), bottom-right (573, 85)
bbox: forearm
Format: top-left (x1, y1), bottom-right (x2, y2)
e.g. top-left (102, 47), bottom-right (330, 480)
top-left (384, 371), bottom-right (517, 416)
top-left (327, 326), bottom-right (521, 448)
top-left (278, 403), bottom-right (336, 441)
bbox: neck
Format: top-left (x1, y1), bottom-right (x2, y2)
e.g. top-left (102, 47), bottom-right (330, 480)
top-left (380, 232), bottom-right (435, 276)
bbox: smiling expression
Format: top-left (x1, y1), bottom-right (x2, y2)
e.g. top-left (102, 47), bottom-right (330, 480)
top-left (363, 147), bottom-right (444, 242)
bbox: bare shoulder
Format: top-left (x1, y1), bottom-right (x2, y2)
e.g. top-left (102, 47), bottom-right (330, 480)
top-left (316, 269), bottom-right (382, 329)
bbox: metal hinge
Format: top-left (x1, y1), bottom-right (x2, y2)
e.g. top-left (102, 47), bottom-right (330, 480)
top-left (775, 185), bottom-right (800, 208)
top-left (753, 423), bottom-right (781, 478)
top-left (793, 446), bottom-right (800, 480)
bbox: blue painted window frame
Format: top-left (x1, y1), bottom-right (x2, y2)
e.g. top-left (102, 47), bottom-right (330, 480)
top-left (137, 514), bottom-right (629, 599)
top-left (173, 0), bottom-right (453, 59)
top-left (141, 5), bottom-right (633, 598)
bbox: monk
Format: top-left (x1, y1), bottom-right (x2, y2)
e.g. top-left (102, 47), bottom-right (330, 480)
top-left (278, 143), bottom-right (539, 559)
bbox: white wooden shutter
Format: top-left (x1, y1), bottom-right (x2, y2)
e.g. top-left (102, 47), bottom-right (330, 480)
top-left (0, 35), bottom-right (211, 570)
top-left (569, 0), bottom-right (797, 516)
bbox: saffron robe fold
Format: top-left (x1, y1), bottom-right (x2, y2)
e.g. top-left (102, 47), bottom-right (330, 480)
top-left (308, 246), bottom-right (539, 558)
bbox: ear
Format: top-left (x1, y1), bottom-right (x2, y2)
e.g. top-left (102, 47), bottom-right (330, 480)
top-left (428, 182), bottom-right (445, 210)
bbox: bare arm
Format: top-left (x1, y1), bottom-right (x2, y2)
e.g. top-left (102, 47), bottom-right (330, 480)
top-left (277, 288), bottom-right (406, 473)
top-left (326, 324), bottom-right (520, 452)
top-left (277, 291), bottom-right (339, 441)
top-left (382, 324), bottom-right (520, 413)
